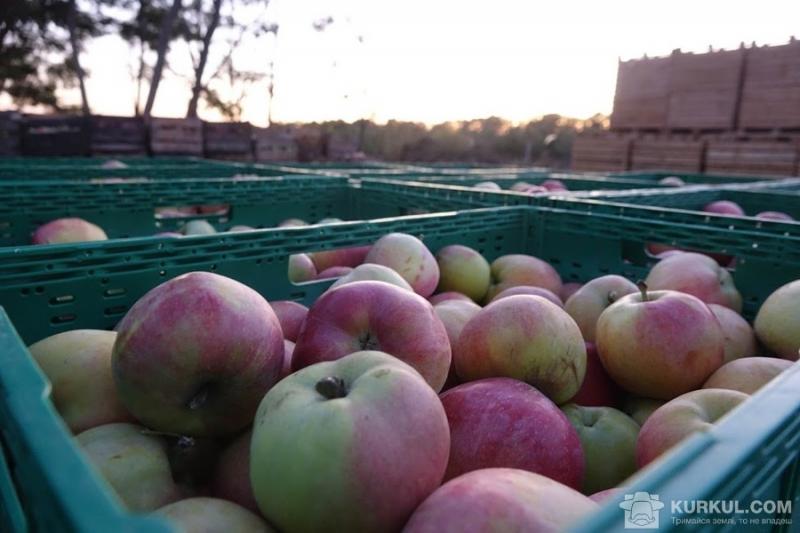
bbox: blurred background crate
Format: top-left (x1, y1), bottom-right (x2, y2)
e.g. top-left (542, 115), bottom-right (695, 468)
top-left (0, 112), bottom-right (22, 156)
top-left (148, 117), bottom-right (203, 156)
top-left (630, 136), bottom-right (705, 172)
top-left (666, 48), bottom-right (745, 131)
top-left (20, 116), bottom-right (90, 157)
top-left (253, 127), bottom-right (298, 162)
top-left (203, 121), bottom-right (253, 161)
top-left (706, 137), bottom-right (799, 176)
top-left (610, 56), bottom-right (671, 130)
top-left (89, 116), bottom-right (147, 156)
top-left (739, 39), bottom-right (800, 130)
top-left (570, 134), bottom-right (631, 171)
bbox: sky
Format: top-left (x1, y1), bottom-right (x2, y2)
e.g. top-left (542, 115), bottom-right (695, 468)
top-left (17, 0), bottom-right (800, 126)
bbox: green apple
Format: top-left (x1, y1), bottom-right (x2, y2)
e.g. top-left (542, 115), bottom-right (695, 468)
top-left (562, 404), bottom-right (640, 494)
top-left (157, 497), bottom-right (273, 532)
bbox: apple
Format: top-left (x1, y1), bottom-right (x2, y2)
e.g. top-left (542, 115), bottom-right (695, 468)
top-left (32, 218), bottom-right (108, 245)
top-left (182, 220), bottom-right (217, 235)
top-left (455, 295), bottom-right (586, 404)
top-left (270, 301), bottom-right (308, 342)
top-left (441, 378), bottom-right (584, 488)
top-left (293, 280), bottom-right (452, 391)
top-left (28, 330), bottom-right (133, 434)
top-left (113, 272), bottom-right (285, 436)
top-left (434, 300), bottom-right (482, 389)
top-left (519, 185), bottom-right (549, 194)
top-left (703, 357), bottom-right (793, 394)
top-left (645, 252), bottom-right (742, 312)
top-left (564, 275), bottom-right (639, 342)
top-left (229, 225), bottom-right (255, 232)
top-left (708, 304), bottom-right (757, 362)
top-left (403, 468), bottom-right (598, 533)
top-left (562, 404), bottom-right (639, 494)
top-left (317, 217), bottom-right (343, 224)
top-left (435, 245), bottom-right (491, 302)
top-left (473, 181), bottom-right (501, 190)
top-left (155, 232), bottom-right (183, 238)
top-left (429, 292), bottom-right (473, 305)
top-left (703, 200), bottom-right (745, 217)
top-left (596, 284), bottom-right (725, 400)
top-left (198, 204), bottom-right (229, 215)
top-left (76, 423), bottom-right (182, 512)
top-left (329, 263), bottom-right (414, 292)
top-left (567, 342), bottom-right (623, 408)
top-left (288, 253), bottom-right (317, 283)
top-left (212, 430), bottom-right (260, 514)
top-left (310, 245), bottom-right (371, 273)
top-left (754, 280), bottom-right (800, 360)
top-left (510, 182), bottom-right (532, 192)
top-left (561, 282), bottom-right (583, 302)
top-left (251, 351), bottom-right (449, 533)
top-left (157, 498), bottom-right (273, 532)
top-left (488, 285), bottom-right (563, 307)
top-left (316, 266), bottom-right (353, 279)
top-left (278, 218), bottom-right (307, 227)
top-left (485, 254), bottom-right (562, 303)
top-left (281, 340), bottom-right (295, 379)
top-left (541, 179), bottom-right (568, 192)
top-left (622, 397), bottom-right (664, 426)
top-left (659, 176), bottom-right (686, 186)
top-left (637, 388), bottom-right (748, 466)
top-left (365, 233), bottom-right (440, 297)
top-left (755, 211), bottom-right (794, 221)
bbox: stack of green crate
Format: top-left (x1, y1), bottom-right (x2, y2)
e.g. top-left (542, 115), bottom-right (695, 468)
top-left (0, 177), bottom-right (527, 247)
top-left (0, 205), bottom-right (798, 532)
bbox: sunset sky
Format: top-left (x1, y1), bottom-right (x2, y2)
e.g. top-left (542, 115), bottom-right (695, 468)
top-left (20, 0), bottom-right (800, 125)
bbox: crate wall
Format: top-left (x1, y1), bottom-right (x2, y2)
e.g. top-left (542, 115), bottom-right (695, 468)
top-left (89, 116), bottom-right (147, 156)
top-left (0, 112), bottom-right (21, 156)
top-left (148, 118), bottom-right (203, 156)
top-left (20, 116), bottom-right (90, 157)
top-left (705, 138), bottom-right (799, 176)
top-left (666, 49), bottom-right (745, 130)
top-left (610, 56), bottom-right (671, 130)
top-left (570, 135), bottom-right (631, 171)
top-left (739, 40), bottom-right (800, 130)
top-left (203, 122), bottom-right (253, 161)
top-left (630, 137), bottom-right (705, 171)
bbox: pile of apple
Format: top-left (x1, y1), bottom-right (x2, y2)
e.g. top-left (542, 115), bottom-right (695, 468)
top-left (27, 231), bottom-right (800, 532)
top-left (472, 178), bottom-right (569, 194)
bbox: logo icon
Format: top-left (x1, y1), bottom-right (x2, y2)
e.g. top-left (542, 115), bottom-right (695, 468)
top-left (620, 492), bottom-right (665, 529)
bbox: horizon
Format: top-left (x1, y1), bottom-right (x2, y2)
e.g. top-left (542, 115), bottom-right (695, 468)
top-left (2, 0), bottom-right (798, 126)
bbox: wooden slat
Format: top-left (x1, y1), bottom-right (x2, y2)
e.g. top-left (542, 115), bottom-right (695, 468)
top-left (149, 117), bottom-right (203, 156)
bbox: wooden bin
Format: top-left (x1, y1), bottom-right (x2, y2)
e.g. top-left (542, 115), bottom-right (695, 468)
top-left (667, 49), bottom-right (745, 130)
top-left (203, 122), bottom-right (253, 161)
top-left (705, 138), bottom-right (799, 176)
top-left (739, 40), bottom-right (800, 130)
top-left (148, 117), bottom-right (203, 156)
top-left (610, 56), bottom-right (672, 130)
top-left (571, 134), bottom-right (632, 172)
top-left (630, 137), bottom-right (705, 172)
top-left (253, 128), bottom-right (298, 162)
top-left (90, 115), bottom-right (146, 155)
top-left (20, 115), bottom-right (90, 156)
top-left (0, 112), bottom-right (21, 156)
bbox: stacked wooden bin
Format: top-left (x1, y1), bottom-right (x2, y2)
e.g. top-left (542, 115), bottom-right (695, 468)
top-left (574, 39), bottom-right (800, 176)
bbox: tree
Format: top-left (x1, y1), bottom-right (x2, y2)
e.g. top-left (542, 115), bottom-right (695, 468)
top-left (185, 0), bottom-right (222, 117)
top-left (1, 0), bottom-right (115, 111)
top-left (142, 0), bottom-right (183, 117)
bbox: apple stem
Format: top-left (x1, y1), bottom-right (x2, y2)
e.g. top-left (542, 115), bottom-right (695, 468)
top-left (316, 376), bottom-right (348, 399)
top-left (637, 280), bottom-right (649, 302)
top-left (607, 290), bottom-right (618, 304)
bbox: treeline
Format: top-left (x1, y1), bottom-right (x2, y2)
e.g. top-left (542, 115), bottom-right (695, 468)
top-left (291, 114), bottom-right (608, 166)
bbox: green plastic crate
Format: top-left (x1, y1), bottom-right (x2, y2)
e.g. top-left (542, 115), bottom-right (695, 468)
top-left (367, 173), bottom-right (672, 191)
top-left (0, 162), bottom-right (309, 181)
top-left (553, 187), bottom-right (800, 239)
top-left (0, 205), bottom-right (798, 532)
top-left (0, 177), bottom-right (522, 247)
top-left (601, 170), bottom-right (778, 185)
